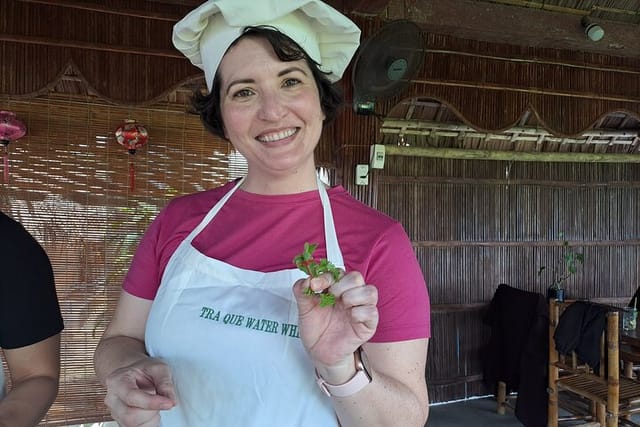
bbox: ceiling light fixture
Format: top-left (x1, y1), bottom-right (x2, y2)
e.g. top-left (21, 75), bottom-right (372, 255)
top-left (581, 16), bottom-right (605, 42)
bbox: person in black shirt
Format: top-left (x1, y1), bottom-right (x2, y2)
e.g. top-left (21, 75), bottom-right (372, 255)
top-left (0, 210), bottom-right (64, 427)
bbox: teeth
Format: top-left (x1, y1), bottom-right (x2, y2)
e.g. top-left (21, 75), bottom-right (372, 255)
top-left (258, 128), bottom-right (297, 142)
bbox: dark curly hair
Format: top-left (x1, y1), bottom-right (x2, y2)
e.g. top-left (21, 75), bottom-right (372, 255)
top-left (191, 26), bottom-right (344, 139)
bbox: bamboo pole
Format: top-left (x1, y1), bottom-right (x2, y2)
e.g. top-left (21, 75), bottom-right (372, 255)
top-left (382, 120), bottom-right (639, 142)
top-left (17, 0), bottom-right (187, 21)
top-left (384, 145), bottom-right (640, 163)
top-left (0, 34), bottom-right (183, 58)
top-left (607, 311), bottom-right (620, 427)
top-left (411, 79), bottom-right (640, 103)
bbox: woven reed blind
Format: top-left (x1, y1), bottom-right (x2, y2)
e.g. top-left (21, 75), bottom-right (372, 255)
top-left (0, 94), bottom-right (247, 426)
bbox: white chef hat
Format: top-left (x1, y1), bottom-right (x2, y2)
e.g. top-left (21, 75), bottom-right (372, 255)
top-left (172, 0), bottom-right (361, 90)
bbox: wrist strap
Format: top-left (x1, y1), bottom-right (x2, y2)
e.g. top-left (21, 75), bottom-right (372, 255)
top-left (315, 347), bottom-right (372, 397)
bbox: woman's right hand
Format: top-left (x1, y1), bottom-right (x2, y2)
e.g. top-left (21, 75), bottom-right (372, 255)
top-left (104, 357), bottom-right (177, 427)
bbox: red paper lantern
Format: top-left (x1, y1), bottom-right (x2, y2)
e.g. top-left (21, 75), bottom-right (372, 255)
top-left (0, 111), bottom-right (27, 183)
top-left (115, 119), bottom-right (148, 191)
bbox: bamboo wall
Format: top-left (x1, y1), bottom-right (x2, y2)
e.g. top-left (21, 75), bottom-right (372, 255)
top-left (337, 143), bottom-right (640, 402)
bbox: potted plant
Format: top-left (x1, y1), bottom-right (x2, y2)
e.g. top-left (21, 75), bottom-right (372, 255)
top-left (538, 236), bottom-right (585, 302)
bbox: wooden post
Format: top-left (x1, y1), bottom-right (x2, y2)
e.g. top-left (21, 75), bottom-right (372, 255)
top-left (497, 381), bottom-right (507, 415)
top-left (607, 311), bottom-right (620, 427)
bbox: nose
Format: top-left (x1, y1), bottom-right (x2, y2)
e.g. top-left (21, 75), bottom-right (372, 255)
top-left (257, 91), bottom-right (288, 121)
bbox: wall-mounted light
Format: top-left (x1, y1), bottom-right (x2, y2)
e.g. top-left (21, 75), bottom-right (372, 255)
top-left (581, 16), bottom-right (604, 42)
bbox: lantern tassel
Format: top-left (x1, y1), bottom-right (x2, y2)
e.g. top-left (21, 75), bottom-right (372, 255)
top-left (129, 161), bottom-right (135, 192)
top-left (2, 146), bottom-right (8, 184)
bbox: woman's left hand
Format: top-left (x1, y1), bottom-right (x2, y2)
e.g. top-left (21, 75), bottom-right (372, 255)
top-left (292, 270), bottom-right (379, 368)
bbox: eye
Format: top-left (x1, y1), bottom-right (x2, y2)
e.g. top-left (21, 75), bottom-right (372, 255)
top-left (282, 78), bottom-right (301, 88)
top-left (232, 88), bottom-right (254, 99)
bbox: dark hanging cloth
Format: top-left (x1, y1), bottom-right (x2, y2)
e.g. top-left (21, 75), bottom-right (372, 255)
top-left (553, 301), bottom-right (608, 373)
top-left (482, 284), bottom-right (549, 427)
top-left (629, 288), bottom-right (640, 308)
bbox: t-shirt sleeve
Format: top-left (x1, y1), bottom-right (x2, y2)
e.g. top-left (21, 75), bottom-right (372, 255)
top-left (366, 222), bottom-right (431, 342)
top-left (122, 211), bottom-right (165, 300)
top-left (121, 188), bottom-right (227, 300)
top-left (0, 222), bottom-right (64, 349)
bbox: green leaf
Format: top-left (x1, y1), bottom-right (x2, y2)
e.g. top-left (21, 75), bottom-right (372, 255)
top-left (293, 242), bottom-right (339, 307)
top-left (319, 293), bottom-right (336, 307)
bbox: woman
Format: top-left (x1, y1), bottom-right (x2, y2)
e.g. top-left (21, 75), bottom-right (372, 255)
top-left (94, 1), bottom-right (431, 426)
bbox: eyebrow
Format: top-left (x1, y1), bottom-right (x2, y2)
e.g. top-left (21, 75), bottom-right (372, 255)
top-left (225, 66), bottom-right (309, 95)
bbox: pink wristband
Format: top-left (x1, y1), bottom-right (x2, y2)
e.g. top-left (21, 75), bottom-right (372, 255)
top-left (315, 347), bottom-right (372, 397)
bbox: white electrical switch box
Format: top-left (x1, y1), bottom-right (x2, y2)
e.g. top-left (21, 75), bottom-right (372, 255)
top-left (355, 164), bottom-right (369, 185)
top-left (370, 144), bottom-right (385, 169)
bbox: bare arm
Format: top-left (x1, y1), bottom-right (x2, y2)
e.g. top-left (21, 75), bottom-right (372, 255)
top-left (0, 334), bottom-right (61, 427)
top-left (94, 291), bottom-right (154, 382)
top-left (333, 339), bottom-right (429, 427)
top-left (294, 272), bottom-right (430, 427)
top-left (94, 291), bottom-right (176, 427)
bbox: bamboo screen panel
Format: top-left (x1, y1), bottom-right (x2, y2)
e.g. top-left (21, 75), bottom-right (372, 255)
top-left (0, 94), bottom-right (246, 426)
top-left (366, 154), bottom-right (640, 403)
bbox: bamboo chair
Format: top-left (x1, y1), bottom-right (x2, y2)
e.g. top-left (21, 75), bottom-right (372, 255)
top-left (620, 344), bottom-right (640, 380)
top-left (548, 300), bottom-right (640, 427)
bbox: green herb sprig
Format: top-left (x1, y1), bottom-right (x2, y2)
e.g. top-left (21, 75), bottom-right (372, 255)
top-left (293, 242), bottom-right (340, 307)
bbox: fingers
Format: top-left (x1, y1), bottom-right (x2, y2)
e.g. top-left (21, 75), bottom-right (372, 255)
top-left (296, 270), bottom-right (378, 307)
top-left (104, 360), bottom-right (177, 427)
top-left (350, 303), bottom-right (380, 331)
top-left (154, 376), bottom-right (178, 403)
top-left (145, 363), bottom-right (178, 403)
top-left (121, 387), bottom-right (175, 410)
top-left (106, 397), bottom-right (162, 427)
top-left (328, 272), bottom-right (378, 304)
top-left (305, 268), bottom-right (344, 294)
top-left (294, 270), bottom-right (379, 332)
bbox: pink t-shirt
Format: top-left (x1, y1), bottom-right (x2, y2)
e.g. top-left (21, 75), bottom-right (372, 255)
top-left (124, 181), bottom-right (431, 342)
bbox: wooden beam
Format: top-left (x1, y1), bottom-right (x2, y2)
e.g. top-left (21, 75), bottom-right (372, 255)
top-left (431, 297), bottom-right (630, 314)
top-left (17, 0), bottom-right (184, 21)
top-left (384, 145), bottom-right (640, 163)
top-left (412, 239), bottom-right (640, 247)
top-left (411, 78), bottom-right (640, 104)
top-left (20, 0), bottom-right (390, 19)
top-left (0, 34), bottom-right (184, 58)
top-left (146, 0), bottom-right (201, 6)
top-left (379, 175), bottom-right (640, 188)
top-left (410, 0), bottom-right (640, 58)
top-left (325, 0), bottom-right (391, 15)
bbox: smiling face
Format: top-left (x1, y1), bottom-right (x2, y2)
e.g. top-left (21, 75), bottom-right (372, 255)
top-left (218, 36), bottom-right (326, 193)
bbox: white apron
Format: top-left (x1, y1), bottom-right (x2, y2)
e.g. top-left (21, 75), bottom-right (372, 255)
top-left (146, 177), bottom-right (345, 427)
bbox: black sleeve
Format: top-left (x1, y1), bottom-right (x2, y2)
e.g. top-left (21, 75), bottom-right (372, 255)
top-left (0, 212), bottom-right (64, 349)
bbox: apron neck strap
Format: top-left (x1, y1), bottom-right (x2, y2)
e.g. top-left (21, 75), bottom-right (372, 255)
top-left (185, 174), bottom-right (344, 268)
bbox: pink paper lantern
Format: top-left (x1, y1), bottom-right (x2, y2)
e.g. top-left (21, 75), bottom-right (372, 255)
top-left (0, 111), bottom-right (27, 183)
